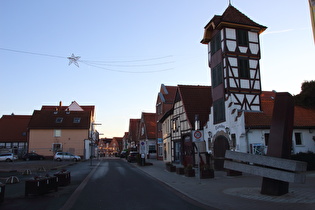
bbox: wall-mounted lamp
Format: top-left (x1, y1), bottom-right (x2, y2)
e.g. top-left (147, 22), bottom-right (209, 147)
top-left (225, 127), bottom-right (230, 135)
top-left (208, 131), bottom-right (212, 139)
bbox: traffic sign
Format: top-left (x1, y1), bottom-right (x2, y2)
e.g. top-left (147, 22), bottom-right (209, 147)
top-left (192, 130), bottom-right (204, 142)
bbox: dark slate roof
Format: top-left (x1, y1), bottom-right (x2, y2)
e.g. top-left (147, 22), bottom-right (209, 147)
top-left (245, 91), bottom-right (315, 128)
top-left (0, 115), bottom-right (31, 142)
top-left (28, 110), bottom-right (91, 129)
top-left (177, 85), bottom-right (212, 128)
top-left (201, 5), bottom-right (267, 44)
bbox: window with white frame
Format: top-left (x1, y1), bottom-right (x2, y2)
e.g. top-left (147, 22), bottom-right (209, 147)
top-left (54, 129), bottom-right (61, 137)
top-left (294, 133), bottom-right (303, 145)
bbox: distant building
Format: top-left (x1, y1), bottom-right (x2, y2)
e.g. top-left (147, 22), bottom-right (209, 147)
top-left (138, 112), bottom-right (157, 159)
top-left (156, 84), bottom-right (177, 160)
top-left (127, 119), bottom-right (140, 150)
top-left (0, 114), bottom-right (31, 156)
top-left (28, 101), bottom-right (97, 159)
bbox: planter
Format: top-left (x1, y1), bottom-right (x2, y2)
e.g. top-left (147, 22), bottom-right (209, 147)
top-left (54, 171), bottom-right (71, 186)
top-left (0, 183), bottom-right (5, 203)
top-left (166, 165), bottom-right (176, 172)
top-left (25, 176), bottom-right (58, 196)
top-left (184, 169), bottom-right (195, 177)
top-left (200, 169), bottom-right (214, 179)
top-left (176, 167), bottom-right (185, 175)
top-left (226, 169), bottom-right (242, 176)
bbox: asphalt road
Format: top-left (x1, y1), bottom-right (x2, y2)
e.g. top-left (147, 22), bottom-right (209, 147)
top-left (67, 159), bottom-right (207, 210)
top-left (0, 159), bottom-right (210, 210)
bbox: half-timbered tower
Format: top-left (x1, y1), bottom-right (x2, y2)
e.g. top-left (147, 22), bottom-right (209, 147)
top-left (201, 4), bottom-right (267, 124)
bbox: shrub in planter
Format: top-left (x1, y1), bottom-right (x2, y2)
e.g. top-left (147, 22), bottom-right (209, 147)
top-left (165, 162), bottom-right (176, 172)
top-left (176, 167), bottom-right (185, 175)
top-left (184, 164), bottom-right (195, 177)
top-left (200, 164), bottom-right (214, 179)
top-left (291, 151), bottom-right (315, 171)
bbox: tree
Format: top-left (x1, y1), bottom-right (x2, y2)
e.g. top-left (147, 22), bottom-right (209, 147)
top-left (293, 80), bottom-right (315, 108)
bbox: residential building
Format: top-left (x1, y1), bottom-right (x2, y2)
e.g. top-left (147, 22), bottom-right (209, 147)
top-left (160, 85), bottom-right (212, 166)
top-left (138, 112), bottom-right (157, 159)
top-left (109, 137), bottom-right (123, 156)
top-left (122, 132), bottom-right (129, 151)
top-left (28, 101), bottom-right (96, 159)
top-left (127, 119), bottom-right (140, 150)
top-left (0, 114), bottom-right (31, 156)
top-left (156, 84), bottom-right (177, 160)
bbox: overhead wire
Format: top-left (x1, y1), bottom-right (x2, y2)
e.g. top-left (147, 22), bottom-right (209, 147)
top-left (0, 47), bottom-right (175, 73)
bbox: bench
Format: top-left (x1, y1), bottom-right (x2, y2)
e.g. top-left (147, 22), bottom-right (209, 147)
top-left (224, 150), bottom-right (307, 183)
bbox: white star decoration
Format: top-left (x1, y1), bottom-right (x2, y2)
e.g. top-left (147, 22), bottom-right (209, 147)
top-left (67, 53), bottom-right (80, 67)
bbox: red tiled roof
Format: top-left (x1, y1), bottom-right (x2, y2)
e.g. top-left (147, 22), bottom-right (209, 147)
top-left (220, 5), bottom-right (266, 30)
top-left (156, 85), bottom-right (177, 121)
top-left (128, 119), bottom-right (140, 141)
top-left (140, 113), bottom-right (157, 139)
top-left (177, 85), bottom-right (212, 128)
top-left (41, 101), bottom-right (95, 116)
top-left (0, 115), bottom-right (31, 142)
top-left (163, 86), bottom-right (177, 104)
top-left (201, 5), bottom-right (267, 44)
top-left (245, 91), bottom-right (315, 128)
top-left (28, 110), bottom-right (92, 129)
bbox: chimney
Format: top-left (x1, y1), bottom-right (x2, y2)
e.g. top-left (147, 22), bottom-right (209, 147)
top-left (59, 101), bottom-right (62, 107)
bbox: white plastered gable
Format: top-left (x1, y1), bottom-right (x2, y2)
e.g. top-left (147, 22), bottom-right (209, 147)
top-left (67, 101), bottom-right (84, 111)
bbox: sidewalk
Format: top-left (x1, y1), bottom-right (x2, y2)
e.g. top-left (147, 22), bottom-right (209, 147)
top-left (134, 159), bottom-right (315, 210)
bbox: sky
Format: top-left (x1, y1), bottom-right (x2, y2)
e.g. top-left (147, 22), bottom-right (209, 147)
top-left (0, 0), bottom-right (314, 138)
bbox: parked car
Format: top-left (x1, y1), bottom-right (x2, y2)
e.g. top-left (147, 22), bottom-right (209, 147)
top-left (54, 152), bottom-right (81, 162)
top-left (120, 150), bottom-right (127, 158)
top-left (0, 153), bottom-right (18, 162)
top-left (22, 152), bottom-right (45, 161)
top-left (127, 151), bottom-right (139, 162)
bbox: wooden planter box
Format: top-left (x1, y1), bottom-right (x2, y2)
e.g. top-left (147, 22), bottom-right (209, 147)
top-left (226, 169), bottom-right (242, 176)
top-left (0, 184), bottom-right (5, 203)
top-left (200, 169), bottom-right (215, 179)
top-left (176, 167), bottom-right (185, 175)
top-left (54, 171), bottom-right (71, 186)
top-left (184, 169), bottom-right (195, 177)
top-left (166, 165), bottom-right (176, 172)
top-left (25, 177), bottom-right (58, 196)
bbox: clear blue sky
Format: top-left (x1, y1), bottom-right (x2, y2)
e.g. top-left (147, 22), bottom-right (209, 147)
top-left (1, 0), bottom-right (314, 138)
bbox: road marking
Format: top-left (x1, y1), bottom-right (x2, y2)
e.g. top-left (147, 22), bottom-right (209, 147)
top-left (59, 161), bottom-right (101, 210)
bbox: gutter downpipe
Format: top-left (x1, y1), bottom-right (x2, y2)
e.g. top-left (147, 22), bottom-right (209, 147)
top-left (245, 127), bottom-right (251, 153)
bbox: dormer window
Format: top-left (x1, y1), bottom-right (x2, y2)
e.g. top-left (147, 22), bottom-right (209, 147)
top-left (55, 117), bottom-right (63, 123)
top-left (73, 117), bottom-right (81, 123)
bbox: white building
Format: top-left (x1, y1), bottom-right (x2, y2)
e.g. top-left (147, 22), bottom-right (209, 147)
top-left (201, 4), bottom-right (315, 170)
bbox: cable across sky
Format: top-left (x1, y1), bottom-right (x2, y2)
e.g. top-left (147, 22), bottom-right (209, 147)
top-left (0, 47), bottom-right (175, 73)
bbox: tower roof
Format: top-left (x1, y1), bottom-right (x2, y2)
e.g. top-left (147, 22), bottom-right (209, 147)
top-left (201, 5), bottom-right (267, 44)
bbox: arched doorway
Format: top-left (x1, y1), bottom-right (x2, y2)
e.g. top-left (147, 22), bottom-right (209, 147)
top-left (213, 135), bottom-right (230, 170)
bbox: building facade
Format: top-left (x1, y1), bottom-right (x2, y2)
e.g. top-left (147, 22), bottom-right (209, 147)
top-left (28, 101), bottom-right (96, 159)
top-left (201, 4), bottom-right (315, 170)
